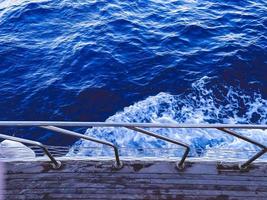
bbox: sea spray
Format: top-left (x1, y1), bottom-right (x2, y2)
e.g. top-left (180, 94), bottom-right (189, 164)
top-left (69, 77), bottom-right (267, 160)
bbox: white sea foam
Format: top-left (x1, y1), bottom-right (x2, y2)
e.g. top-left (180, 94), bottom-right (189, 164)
top-left (69, 76), bottom-right (267, 160)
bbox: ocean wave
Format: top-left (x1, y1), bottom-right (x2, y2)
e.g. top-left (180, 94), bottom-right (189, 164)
top-left (69, 76), bottom-right (267, 159)
top-left (0, 0), bottom-right (266, 149)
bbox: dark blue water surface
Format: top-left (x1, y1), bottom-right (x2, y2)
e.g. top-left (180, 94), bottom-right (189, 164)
top-left (0, 0), bottom-right (266, 147)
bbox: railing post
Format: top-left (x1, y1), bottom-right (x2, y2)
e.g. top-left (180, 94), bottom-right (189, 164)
top-left (125, 126), bottom-right (190, 169)
top-left (41, 126), bottom-right (123, 169)
top-left (218, 128), bottom-right (267, 169)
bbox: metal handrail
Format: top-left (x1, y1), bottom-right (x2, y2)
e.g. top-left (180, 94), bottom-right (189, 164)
top-left (0, 121), bottom-right (266, 170)
top-left (41, 126), bottom-right (122, 169)
top-left (125, 126), bottom-right (190, 169)
top-left (0, 133), bottom-right (61, 169)
top-left (0, 121), bottom-right (266, 129)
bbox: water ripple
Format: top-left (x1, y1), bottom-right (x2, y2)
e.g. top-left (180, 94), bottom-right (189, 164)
top-left (0, 0), bottom-right (266, 146)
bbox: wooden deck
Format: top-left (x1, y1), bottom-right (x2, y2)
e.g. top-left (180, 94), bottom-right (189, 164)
top-left (2, 158), bottom-right (267, 200)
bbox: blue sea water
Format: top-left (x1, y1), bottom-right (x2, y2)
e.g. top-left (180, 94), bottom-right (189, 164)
top-left (0, 0), bottom-right (266, 158)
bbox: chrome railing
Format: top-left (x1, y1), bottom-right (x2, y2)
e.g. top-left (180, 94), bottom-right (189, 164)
top-left (0, 121), bottom-right (266, 170)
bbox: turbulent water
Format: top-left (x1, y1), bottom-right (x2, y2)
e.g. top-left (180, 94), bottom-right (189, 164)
top-left (0, 0), bottom-right (266, 158)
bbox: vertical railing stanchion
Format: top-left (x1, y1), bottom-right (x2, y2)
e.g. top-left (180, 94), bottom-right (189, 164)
top-left (41, 126), bottom-right (123, 169)
top-left (125, 126), bottom-right (190, 169)
top-left (218, 128), bottom-right (267, 169)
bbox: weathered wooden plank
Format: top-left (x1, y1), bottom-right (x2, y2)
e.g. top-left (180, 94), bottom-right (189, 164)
top-left (5, 174), bottom-right (267, 187)
top-left (4, 183), bottom-right (267, 194)
top-left (4, 182), bottom-right (267, 195)
top-left (3, 184), bottom-right (267, 195)
top-left (6, 177), bottom-right (267, 188)
top-left (5, 160), bottom-right (267, 177)
top-left (5, 171), bottom-right (267, 182)
top-left (3, 190), bottom-right (266, 200)
top-left (5, 194), bottom-right (261, 200)
top-left (3, 159), bottom-right (267, 199)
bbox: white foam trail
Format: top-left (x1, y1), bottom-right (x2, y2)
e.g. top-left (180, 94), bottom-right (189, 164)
top-left (69, 76), bottom-right (267, 160)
